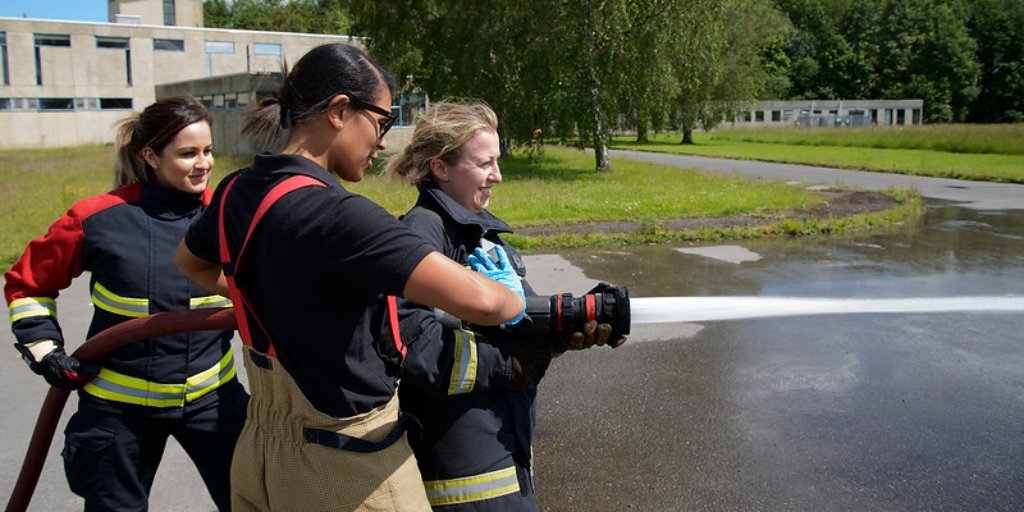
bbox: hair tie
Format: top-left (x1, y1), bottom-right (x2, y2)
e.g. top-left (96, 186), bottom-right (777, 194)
top-left (280, 103), bottom-right (292, 130)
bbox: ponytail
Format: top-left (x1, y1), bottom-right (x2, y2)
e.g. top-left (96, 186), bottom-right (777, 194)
top-left (244, 43), bottom-right (396, 152)
top-left (113, 114), bottom-right (146, 188)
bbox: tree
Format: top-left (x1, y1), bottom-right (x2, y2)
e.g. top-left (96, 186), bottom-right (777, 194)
top-left (203, 0), bottom-right (232, 28)
top-left (967, 0), bottom-right (1024, 122)
top-left (203, 0), bottom-right (350, 34)
top-left (875, 0), bottom-right (978, 122)
top-left (670, 0), bottom-right (787, 144)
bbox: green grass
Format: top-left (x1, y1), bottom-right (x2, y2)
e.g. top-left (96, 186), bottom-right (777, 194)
top-left (710, 124), bottom-right (1024, 155)
top-left (351, 146), bottom-right (824, 226)
top-left (0, 146), bottom-right (251, 267)
top-left (2, 144), bottom-right (910, 267)
top-left (612, 127), bottom-right (1024, 184)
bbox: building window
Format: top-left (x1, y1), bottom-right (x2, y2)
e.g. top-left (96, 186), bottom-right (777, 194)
top-left (163, 0), bottom-right (176, 26)
top-left (153, 38), bottom-right (185, 51)
top-left (39, 98), bottom-right (74, 110)
top-left (205, 41), bottom-right (235, 76)
top-left (0, 98), bottom-right (10, 110)
top-left (96, 36), bottom-right (129, 49)
top-left (205, 41), bottom-right (235, 54)
top-left (34, 34), bottom-right (71, 47)
top-left (1, 33), bottom-right (8, 86)
top-left (253, 43), bottom-right (282, 56)
top-left (100, 97), bottom-right (133, 109)
top-left (96, 36), bottom-right (132, 87)
top-left (755, 111), bottom-right (765, 122)
top-left (34, 34), bottom-right (71, 86)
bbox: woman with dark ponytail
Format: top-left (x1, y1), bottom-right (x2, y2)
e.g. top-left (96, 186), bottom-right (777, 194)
top-left (176, 43), bottom-right (526, 511)
top-left (5, 97), bottom-right (247, 511)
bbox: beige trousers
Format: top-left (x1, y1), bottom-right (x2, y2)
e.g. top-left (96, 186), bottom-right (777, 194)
top-left (231, 347), bottom-right (430, 512)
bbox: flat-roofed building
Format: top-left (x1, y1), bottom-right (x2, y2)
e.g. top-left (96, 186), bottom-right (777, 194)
top-left (733, 99), bottom-right (924, 129)
top-left (0, 0), bottom-right (359, 149)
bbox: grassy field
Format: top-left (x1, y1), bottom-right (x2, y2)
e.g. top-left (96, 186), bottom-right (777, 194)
top-left (611, 124), bottom-right (1024, 183)
top-left (1, 144), bottom-right (899, 266)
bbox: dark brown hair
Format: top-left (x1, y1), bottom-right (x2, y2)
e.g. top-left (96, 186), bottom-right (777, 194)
top-left (243, 43), bottom-right (397, 151)
top-left (113, 97), bottom-right (212, 187)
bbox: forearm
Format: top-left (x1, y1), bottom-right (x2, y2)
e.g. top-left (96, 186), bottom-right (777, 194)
top-left (174, 241), bottom-right (229, 296)
top-left (402, 252), bottom-right (523, 326)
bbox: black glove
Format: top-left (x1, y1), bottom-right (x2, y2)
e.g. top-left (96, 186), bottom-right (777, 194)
top-left (508, 339), bottom-right (552, 391)
top-left (563, 320), bottom-right (615, 350)
top-left (18, 344), bottom-right (99, 390)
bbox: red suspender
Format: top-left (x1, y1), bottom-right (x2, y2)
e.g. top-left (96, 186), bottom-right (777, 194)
top-left (386, 296), bottom-right (407, 359)
top-left (218, 174), bottom-right (326, 356)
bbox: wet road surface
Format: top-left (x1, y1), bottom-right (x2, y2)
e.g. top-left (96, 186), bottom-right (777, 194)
top-left (530, 203), bottom-right (1024, 511)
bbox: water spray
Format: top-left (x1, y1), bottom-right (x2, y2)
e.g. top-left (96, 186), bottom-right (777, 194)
top-left (511, 286), bottom-right (1024, 347)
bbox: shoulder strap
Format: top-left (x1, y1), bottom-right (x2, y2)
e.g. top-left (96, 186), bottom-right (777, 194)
top-left (386, 295), bottom-right (407, 360)
top-left (218, 174), bottom-right (327, 356)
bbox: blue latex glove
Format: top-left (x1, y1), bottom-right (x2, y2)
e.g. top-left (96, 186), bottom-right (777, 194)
top-left (467, 246), bottom-right (526, 325)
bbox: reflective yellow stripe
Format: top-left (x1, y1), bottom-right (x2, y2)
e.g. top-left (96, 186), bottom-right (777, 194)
top-left (448, 329), bottom-right (478, 396)
top-left (190, 295), bottom-right (232, 309)
top-left (84, 348), bottom-right (236, 407)
top-left (91, 281), bottom-right (149, 317)
top-left (8, 297), bottom-right (57, 323)
top-left (423, 466), bottom-right (520, 506)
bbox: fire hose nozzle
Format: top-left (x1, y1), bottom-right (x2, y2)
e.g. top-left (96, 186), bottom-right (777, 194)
top-left (514, 284), bottom-right (631, 350)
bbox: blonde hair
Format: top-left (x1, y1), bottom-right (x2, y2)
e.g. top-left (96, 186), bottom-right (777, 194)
top-left (113, 97), bottom-right (212, 188)
top-left (386, 100), bottom-right (498, 185)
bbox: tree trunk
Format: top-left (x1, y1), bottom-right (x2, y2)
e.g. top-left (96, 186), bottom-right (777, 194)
top-left (592, 92), bottom-right (612, 172)
top-left (636, 121), bottom-right (649, 143)
top-left (585, 0), bottom-right (612, 173)
top-left (680, 127), bottom-right (695, 145)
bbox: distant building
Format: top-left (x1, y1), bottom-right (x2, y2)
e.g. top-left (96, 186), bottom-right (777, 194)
top-left (0, 0), bottom-right (368, 150)
top-left (732, 99), bottom-right (924, 128)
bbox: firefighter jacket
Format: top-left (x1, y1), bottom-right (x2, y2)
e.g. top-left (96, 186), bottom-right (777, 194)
top-left (398, 183), bottom-right (539, 507)
top-left (4, 181), bottom-right (236, 417)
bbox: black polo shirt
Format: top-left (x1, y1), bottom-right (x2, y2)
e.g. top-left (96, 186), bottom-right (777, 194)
top-left (185, 154), bottom-right (434, 417)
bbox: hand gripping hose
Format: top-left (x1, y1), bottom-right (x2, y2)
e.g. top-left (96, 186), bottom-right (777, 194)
top-left (5, 308), bottom-right (237, 512)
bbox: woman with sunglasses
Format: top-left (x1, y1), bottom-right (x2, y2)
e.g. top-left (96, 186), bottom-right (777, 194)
top-left (175, 43), bottom-right (526, 511)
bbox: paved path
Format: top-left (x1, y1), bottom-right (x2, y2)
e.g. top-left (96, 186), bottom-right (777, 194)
top-left (608, 149), bottom-right (1024, 210)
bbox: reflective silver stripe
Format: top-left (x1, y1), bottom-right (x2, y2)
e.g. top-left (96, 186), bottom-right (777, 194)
top-left (423, 466), bottom-right (520, 506)
top-left (190, 295), bottom-right (232, 309)
top-left (448, 329), bottom-right (478, 395)
top-left (91, 281), bottom-right (149, 317)
top-left (83, 349), bottom-right (236, 407)
top-left (8, 297), bottom-right (57, 323)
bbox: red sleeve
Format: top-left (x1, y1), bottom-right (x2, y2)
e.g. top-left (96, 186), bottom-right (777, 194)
top-left (4, 187), bottom-right (134, 345)
top-left (4, 209), bottom-right (86, 304)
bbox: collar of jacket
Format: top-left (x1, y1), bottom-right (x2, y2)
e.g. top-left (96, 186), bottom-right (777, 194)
top-left (139, 180), bottom-right (209, 220)
top-left (251, 152), bottom-right (338, 188)
top-left (415, 183), bottom-right (513, 237)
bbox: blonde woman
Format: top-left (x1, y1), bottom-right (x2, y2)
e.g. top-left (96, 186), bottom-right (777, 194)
top-left (387, 101), bottom-right (614, 511)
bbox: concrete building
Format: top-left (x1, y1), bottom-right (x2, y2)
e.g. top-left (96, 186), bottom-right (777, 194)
top-left (0, 0), bottom-right (360, 149)
top-left (733, 99), bottom-right (924, 128)
top-left (155, 72), bottom-right (420, 155)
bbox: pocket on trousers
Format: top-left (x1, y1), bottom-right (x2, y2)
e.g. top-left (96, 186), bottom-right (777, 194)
top-left (62, 419), bottom-right (116, 498)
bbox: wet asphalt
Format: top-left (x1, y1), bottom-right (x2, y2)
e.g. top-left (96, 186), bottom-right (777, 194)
top-left (2, 156), bottom-right (1023, 510)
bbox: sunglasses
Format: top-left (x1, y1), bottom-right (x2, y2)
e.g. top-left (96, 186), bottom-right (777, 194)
top-left (342, 93), bottom-right (398, 140)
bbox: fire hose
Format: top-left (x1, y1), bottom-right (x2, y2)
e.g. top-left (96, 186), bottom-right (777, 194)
top-left (5, 308), bottom-right (237, 512)
top-left (5, 290), bottom-right (633, 511)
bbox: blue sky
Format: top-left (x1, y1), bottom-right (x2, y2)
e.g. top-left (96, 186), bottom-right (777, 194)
top-left (0, 0), bottom-right (107, 22)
